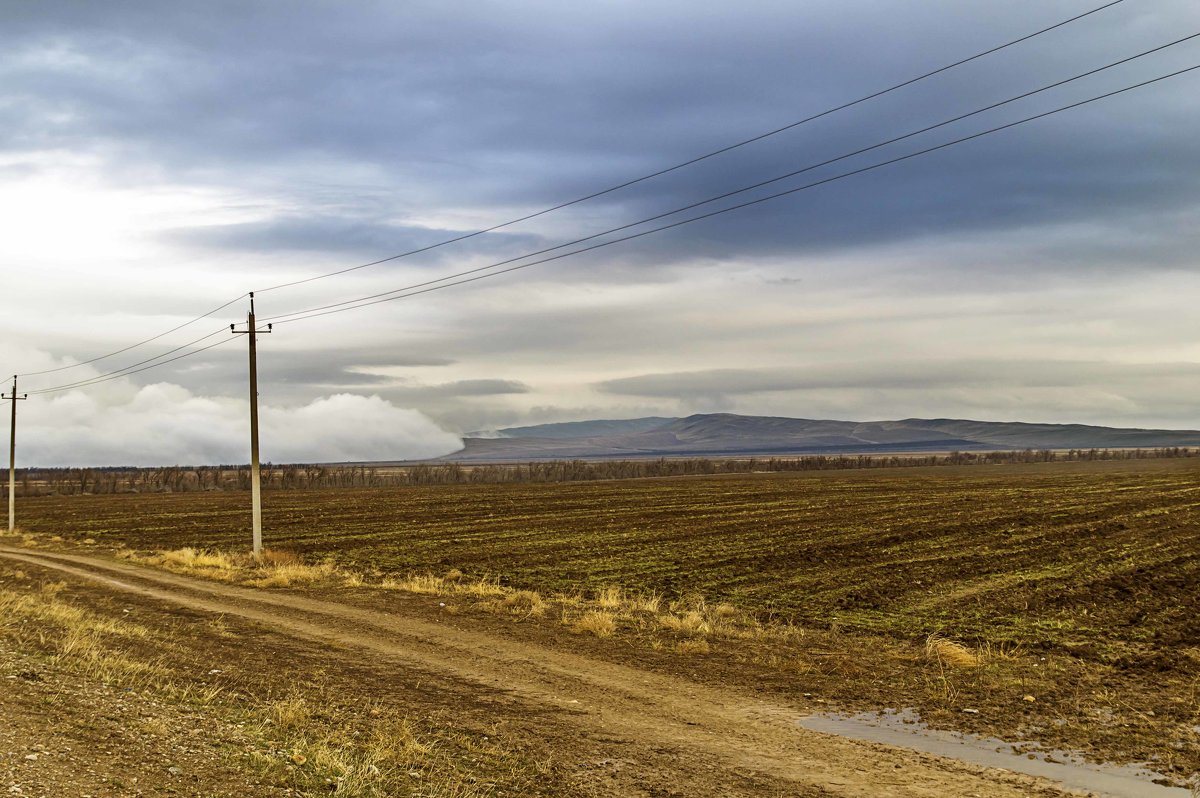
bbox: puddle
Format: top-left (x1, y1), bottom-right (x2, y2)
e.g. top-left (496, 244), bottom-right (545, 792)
top-left (797, 708), bottom-right (1191, 797)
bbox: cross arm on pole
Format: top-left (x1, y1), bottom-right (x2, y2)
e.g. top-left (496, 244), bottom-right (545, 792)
top-left (230, 291), bottom-right (273, 336)
top-left (2, 373), bottom-right (27, 402)
top-left (230, 322), bottom-right (273, 335)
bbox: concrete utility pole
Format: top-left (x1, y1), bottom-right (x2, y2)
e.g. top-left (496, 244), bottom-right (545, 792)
top-left (231, 294), bottom-right (272, 558)
top-left (3, 375), bottom-right (27, 535)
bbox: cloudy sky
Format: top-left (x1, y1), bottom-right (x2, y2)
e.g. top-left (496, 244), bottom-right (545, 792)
top-left (2, 0), bottom-right (1199, 465)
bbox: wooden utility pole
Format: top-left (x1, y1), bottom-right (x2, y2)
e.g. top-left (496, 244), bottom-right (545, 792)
top-left (231, 294), bottom-right (272, 557)
top-left (3, 375), bottom-right (27, 535)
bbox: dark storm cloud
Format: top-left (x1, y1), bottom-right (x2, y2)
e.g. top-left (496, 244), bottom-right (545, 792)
top-left (3, 0), bottom-right (1198, 279)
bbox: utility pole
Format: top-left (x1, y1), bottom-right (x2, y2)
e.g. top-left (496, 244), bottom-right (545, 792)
top-left (231, 294), bottom-right (272, 558)
top-left (3, 375), bottom-right (27, 535)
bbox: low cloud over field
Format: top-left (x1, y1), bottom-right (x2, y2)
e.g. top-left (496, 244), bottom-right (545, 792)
top-left (17, 382), bottom-right (462, 467)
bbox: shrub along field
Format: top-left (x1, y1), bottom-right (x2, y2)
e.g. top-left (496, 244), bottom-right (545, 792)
top-left (14, 457), bottom-right (1200, 661)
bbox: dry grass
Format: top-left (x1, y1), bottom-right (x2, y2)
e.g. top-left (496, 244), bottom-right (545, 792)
top-left (259, 548), bottom-right (303, 567)
top-left (674, 639), bottom-right (711, 655)
top-left (15, 532), bottom-right (774, 657)
top-left (660, 610), bottom-right (711, 636)
top-left (380, 572), bottom-right (508, 600)
top-left (502, 589), bottom-right (545, 616)
top-left (121, 538), bottom-right (812, 656)
top-left (380, 573), bottom-right (444, 593)
top-left (247, 561), bottom-right (337, 588)
top-left (596, 586), bottom-right (623, 609)
top-left (266, 695), bottom-right (313, 732)
top-left (128, 547), bottom-right (343, 589)
top-left (113, 537), bottom-right (518, 607)
top-left (713, 602), bottom-right (738, 618)
top-left (205, 615), bottom-right (236, 638)
top-left (572, 610), bottom-right (617, 638)
top-left (8, 531), bottom-right (887, 663)
top-left (155, 546), bottom-right (237, 574)
top-left (251, 694), bottom-right (529, 798)
top-left (0, 580), bottom-right (168, 690)
top-left (0, 563), bottom-right (550, 798)
top-left (924, 634), bottom-right (982, 668)
top-left (632, 592), bottom-right (662, 614)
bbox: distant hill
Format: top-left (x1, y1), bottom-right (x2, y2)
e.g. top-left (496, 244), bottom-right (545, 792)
top-left (439, 413), bottom-right (1200, 462)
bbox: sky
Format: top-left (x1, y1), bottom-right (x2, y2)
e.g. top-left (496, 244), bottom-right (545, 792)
top-left (2, 0), bottom-right (1199, 466)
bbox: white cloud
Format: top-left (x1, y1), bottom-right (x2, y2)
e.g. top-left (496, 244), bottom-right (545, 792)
top-left (15, 383), bottom-right (461, 467)
top-left (261, 393), bottom-right (462, 464)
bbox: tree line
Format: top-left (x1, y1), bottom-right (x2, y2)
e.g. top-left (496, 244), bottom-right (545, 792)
top-left (8, 446), bottom-right (1196, 496)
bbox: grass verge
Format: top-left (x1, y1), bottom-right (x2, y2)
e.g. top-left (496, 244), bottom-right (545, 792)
top-left (0, 563), bottom-right (562, 797)
top-left (4, 529), bottom-right (1199, 787)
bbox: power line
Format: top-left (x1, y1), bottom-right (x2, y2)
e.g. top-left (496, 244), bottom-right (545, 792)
top-left (14, 63), bottom-right (1196, 398)
top-left (263, 33), bottom-right (1198, 322)
top-left (7, 2), bottom-right (1165, 393)
top-left (26, 327), bottom-right (233, 396)
top-left (266, 62), bottom-right (1200, 327)
top-left (252, 0), bottom-right (1128, 295)
top-left (262, 42), bottom-right (1199, 326)
top-left (1, 0), bottom-right (1127, 386)
top-left (20, 58), bottom-right (1197, 393)
top-left (16, 293), bottom-right (246, 378)
top-left (25, 336), bottom-right (238, 397)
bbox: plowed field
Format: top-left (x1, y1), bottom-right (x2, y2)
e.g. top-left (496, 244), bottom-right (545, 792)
top-left (15, 458), bottom-right (1200, 658)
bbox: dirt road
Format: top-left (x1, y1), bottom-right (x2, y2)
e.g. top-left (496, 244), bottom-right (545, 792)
top-left (0, 545), bottom-right (1077, 797)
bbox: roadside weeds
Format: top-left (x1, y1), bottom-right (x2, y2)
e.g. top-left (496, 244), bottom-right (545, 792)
top-left (4, 529), bottom-right (1199, 788)
top-left (0, 562), bottom-right (561, 797)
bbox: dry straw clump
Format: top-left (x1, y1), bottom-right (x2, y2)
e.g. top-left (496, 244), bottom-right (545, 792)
top-left (125, 540), bottom-right (515, 602)
top-left (573, 610), bottom-right (617, 638)
top-left (660, 610), bottom-right (711, 636)
top-left (381, 572), bottom-right (507, 599)
top-left (924, 633), bottom-right (982, 668)
top-left (501, 590), bottom-right (545, 616)
top-left (576, 587), bottom-right (662, 615)
top-left (596, 586), bottom-right (624, 609)
top-left (248, 561), bottom-right (337, 588)
top-left (155, 547), bottom-right (236, 574)
top-left (132, 547), bottom-right (342, 589)
top-left (380, 573), bottom-right (444, 593)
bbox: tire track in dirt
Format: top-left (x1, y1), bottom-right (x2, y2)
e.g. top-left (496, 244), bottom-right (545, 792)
top-left (0, 545), bottom-right (1075, 798)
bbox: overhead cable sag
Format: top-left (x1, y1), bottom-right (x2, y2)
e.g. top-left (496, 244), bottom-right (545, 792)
top-left (251, 0), bottom-right (1129, 295)
top-left (25, 328), bottom-right (235, 396)
top-left (24, 51), bottom-right (1193, 392)
top-left (3, 0), bottom-right (1145, 388)
top-left (15, 293), bottom-right (246, 380)
top-left (264, 53), bottom-right (1200, 325)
